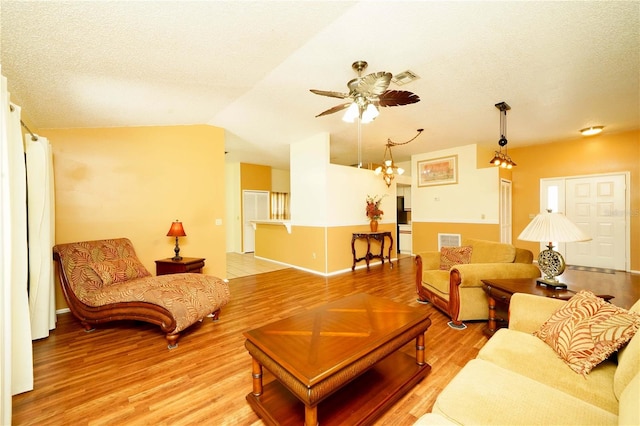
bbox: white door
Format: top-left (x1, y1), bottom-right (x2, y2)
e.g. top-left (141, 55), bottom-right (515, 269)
top-left (565, 175), bottom-right (626, 270)
top-left (540, 174), bottom-right (627, 270)
top-left (242, 190), bottom-right (269, 253)
top-left (500, 179), bottom-right (512, 244)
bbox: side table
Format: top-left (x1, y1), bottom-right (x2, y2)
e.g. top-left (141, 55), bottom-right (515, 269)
top-left (351, 231), bottom-right (393, 271)
top-left (155, 257), bottom-right (205, 275)
top-left (481, 278), bottom-right (614, 337)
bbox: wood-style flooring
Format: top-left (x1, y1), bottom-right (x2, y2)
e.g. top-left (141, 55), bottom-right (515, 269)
top-left (12, 257), bottom-right (639, 425)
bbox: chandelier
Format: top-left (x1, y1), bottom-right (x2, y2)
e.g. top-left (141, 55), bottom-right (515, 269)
top-left (489, 101), bottom-right (516, 169)
top-left (374, 129), bottom-right (424, 187)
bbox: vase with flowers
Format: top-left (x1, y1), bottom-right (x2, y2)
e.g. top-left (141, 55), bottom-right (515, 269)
top-left (366, 195), bottom-right (385, 232)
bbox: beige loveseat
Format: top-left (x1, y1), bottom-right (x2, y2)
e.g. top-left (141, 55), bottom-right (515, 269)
top-left (415, 293), bottom-right (640, 425)
top-left (415, 238), bottom-right (541, 328)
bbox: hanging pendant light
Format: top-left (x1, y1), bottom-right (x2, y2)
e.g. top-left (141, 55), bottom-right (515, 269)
top-left (489, 102), bottom-right (516, 169)
top-left (374, 129), bottom-right (423, 187)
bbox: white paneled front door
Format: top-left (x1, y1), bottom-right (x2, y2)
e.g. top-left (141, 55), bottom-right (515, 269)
top-left (540, 173), bottom-right (628, 270)
top-left (565, 174), bottom-right (627, 270)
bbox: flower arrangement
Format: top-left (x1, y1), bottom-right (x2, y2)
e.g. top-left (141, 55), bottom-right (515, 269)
top-left (365, 194), bottom-right (385, 221)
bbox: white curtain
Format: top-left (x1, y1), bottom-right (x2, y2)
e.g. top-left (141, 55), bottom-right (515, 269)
top-left (0, 70), bottom-right (34, 424)
top-left (26, 134), bottom-right (56, 339)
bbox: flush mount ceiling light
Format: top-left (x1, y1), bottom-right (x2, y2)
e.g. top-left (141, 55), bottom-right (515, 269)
top-left (489, 101), bottom-right (516, 169)
top-left (580, 126), bottom-right (604, 136)
top-left (375, 129), bottom-right (424, 187)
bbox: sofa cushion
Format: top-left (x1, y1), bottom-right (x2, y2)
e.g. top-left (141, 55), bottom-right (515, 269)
top-left (613, 298), bottom-right (640, 399)
top-left (478, 328), bottom-right (618, 413)
top-left (432, 358), bottom-right (617, 425)
top-left (534, 290), bottom-right (640, 376)
top-left (439, 246), bottom-right (472, 270)
top-left (89, 257), bottom-right (151, 285)
top-left (421, 270), bottom-right (450, 297)
top-left (618, 373), bottom-right (640, 425)
top-left (462, 238), bottom-right (516, 263)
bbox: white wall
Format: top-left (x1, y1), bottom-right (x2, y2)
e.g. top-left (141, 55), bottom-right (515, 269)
top-left (224, 162), bottom-right (241, 252)
top-left (412, 144), bottom-right (500, 224)
top-left (290, 132), bottom-right (396, 227)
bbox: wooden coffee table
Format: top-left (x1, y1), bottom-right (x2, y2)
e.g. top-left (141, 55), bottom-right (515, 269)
top-left (243, 293), bottom-right (432, 426)
top-left (481, 278), bottom-right (615, 336)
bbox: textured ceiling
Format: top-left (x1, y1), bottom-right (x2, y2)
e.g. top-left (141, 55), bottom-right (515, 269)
top-left (2, 1), bottom-right (639, 170)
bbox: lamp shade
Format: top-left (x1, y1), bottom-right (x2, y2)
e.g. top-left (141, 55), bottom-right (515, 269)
top-left (166, 220), bottom-right (186, 237)
top-left (517, 211), bottom-right (590, 243)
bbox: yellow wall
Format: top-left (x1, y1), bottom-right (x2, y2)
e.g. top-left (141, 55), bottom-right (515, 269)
top-left (412, 222), bottom-right (500, 254)
top-left (509, 129), bottom-right (639, 270)
top-left (41, 125), bottom-right (226, 309)
top-left (254, 223), bottom-right (397, 274)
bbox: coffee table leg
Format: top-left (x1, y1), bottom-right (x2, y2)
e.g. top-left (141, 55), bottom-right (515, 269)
top-left (415, 333), bottom-right (425, 366)
top-left (487, 296), bottom-right (497, 334)
top-left (304, 405), bottom-right (318, 426)
top-left (251, 357), bottom-right (263, 396)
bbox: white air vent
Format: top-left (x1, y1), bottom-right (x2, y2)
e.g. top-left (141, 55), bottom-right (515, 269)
top-left (392, 70), bottom-right (420, 86)
top-left (438, 233), bottom-right (461, 250)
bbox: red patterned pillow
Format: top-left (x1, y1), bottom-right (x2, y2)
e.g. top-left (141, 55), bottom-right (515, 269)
top-left (439, 246), bottom-right (473, 270)
top-left (89, 257), bottom-right (151, 285)
top-left (534, 290), bottom-right (640, 376)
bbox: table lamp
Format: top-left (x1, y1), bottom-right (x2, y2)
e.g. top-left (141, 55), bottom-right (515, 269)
top-left (166, 220), bottom-right (186, 261)
top-left (517, 210), bottom-right (591, 289)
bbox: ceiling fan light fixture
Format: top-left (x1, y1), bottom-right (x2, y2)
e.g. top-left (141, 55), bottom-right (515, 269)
top-left (361, 103), bottom-right (379, 123)
top-left (580, 126), bottom-right (604, 136)
top-left (342, 103), bottom-right (359, 123)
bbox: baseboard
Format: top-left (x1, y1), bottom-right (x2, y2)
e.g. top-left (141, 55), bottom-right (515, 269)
top-left (56, 308), bottom-right (70, 315)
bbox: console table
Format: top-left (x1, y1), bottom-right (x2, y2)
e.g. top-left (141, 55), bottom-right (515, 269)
top-left (351, 231), bottom-right (393, 271)
top-left (481, 278), bottom-right (614, 337)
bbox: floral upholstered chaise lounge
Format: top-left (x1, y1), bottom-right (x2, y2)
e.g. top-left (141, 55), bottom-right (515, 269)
top-left (53, 238), bottom-right (231, 349)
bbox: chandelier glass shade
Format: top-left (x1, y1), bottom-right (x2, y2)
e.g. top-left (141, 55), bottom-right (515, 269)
top-left (489, 102), bottom-right (516, 169)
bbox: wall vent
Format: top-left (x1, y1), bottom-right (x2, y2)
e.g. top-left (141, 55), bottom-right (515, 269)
top-left (438, 233), bottom-right (461, 250)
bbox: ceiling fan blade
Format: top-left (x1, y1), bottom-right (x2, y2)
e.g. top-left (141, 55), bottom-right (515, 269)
top-left (357, 72), bottom-right (392, 96)
top-left (315, 102), bottom-right (352, 118)
top-left (378, 90), bottom-right (420, 107)
top-left (310, 89), bottom-right (349, 99)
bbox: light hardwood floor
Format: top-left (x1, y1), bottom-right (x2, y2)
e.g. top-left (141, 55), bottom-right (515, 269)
top-left (12, 257), bottom-right (638, 425)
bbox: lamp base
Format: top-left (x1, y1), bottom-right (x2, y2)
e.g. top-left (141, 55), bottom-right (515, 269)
top-left (536, 278), bottom-right (567, 289)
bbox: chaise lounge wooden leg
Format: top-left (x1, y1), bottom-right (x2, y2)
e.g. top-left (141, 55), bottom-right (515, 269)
top-left (166, 333), bottom-right (180, 350)
top-left (209, 309), bottom-right (221, 321)
top-left (81, 322), bottom-right (96, 332)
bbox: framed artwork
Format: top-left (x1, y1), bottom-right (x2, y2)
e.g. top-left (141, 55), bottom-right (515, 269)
top-left (418, 155), bottom-right (458, 187)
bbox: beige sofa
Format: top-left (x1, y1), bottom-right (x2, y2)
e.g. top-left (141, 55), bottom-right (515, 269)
top-left (415, 238), bottom-right (540, 328)
top-left (415, 293), bottom-right (640, 425)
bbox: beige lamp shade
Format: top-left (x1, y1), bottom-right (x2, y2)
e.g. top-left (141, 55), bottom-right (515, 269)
top-left (518, 211), bottom-right (591, 243)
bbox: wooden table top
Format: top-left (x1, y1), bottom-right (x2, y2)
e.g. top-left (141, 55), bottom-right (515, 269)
top-left (243, 293), bottom-right (431, 386)
top-left (481, 278), bottom-right (615, 301)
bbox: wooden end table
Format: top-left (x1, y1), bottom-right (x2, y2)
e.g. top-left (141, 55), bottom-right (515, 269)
top-left (481, 278), bottom-right (614, 337)
top-left (155, 257), bottom-right (205, 275)
top-left (351, 231), bottom-right (394, 271)
top-left (243, 293), bottom-right (431, 426)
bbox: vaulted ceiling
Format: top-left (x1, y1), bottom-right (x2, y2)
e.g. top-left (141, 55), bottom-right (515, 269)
top-left (2, 1), bottom-right (638, 170)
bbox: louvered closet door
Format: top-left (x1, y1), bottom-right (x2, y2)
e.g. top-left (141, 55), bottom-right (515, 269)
top-left (565, 174), bottom-right (626, 270)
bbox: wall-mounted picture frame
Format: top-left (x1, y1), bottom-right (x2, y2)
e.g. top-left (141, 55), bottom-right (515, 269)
top-left (418, 155), bottom-right (458, 187)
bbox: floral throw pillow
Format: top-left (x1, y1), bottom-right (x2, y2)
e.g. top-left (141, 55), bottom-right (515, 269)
top-left (89, 257), bottom-right (151, 286)
top-left (534, 290), bottom-right (640, 376)
top-left (439, 246), bottom-right (473, 270)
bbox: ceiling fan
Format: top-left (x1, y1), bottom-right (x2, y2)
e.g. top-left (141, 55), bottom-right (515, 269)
top-left (310, 60), bottom-right (420, 123)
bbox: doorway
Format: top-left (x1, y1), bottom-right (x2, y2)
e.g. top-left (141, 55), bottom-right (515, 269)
top-left (540, 173), bottom-right (629, 270)
top-left (242, 190), bottom-right (269, 253)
